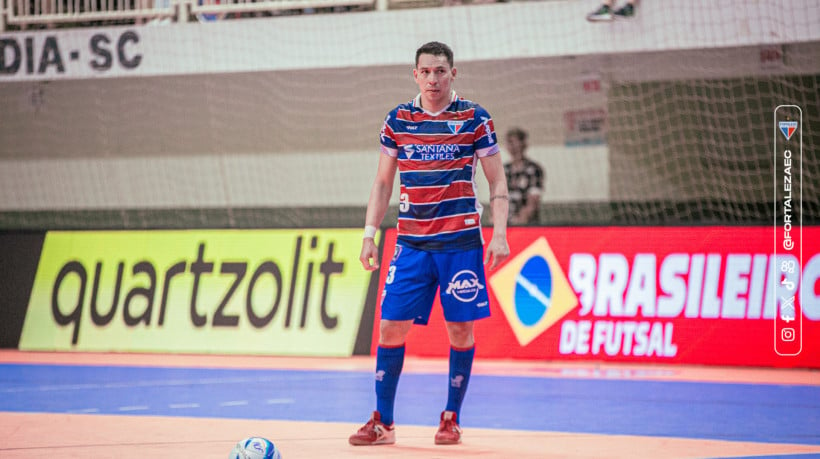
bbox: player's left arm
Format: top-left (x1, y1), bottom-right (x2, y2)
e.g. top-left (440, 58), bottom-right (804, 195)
top-left (480, 152), bottom-right (510, 270)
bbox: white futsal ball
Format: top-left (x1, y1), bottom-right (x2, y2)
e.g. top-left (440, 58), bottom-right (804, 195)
top-left (228, 436), bottom-right (282, 459)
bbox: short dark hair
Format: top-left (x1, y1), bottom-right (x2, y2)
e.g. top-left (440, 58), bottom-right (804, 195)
top-left (415, 41), bottom-right (454, 68)
top-left (507, 127), bottom-right (528, 143)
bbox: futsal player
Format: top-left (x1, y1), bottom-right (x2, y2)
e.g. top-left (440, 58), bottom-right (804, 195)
top-left (349, 41), bottom-right (510, 446)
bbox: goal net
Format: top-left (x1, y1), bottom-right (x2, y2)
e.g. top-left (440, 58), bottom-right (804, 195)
top-left (0, 1), bottom-right (818, 229)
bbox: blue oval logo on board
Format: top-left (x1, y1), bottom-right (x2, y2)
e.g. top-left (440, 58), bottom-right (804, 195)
top-left (514, 256), bottom-right (552, 326)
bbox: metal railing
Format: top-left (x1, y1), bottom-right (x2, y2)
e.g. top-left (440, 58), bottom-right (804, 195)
top-left (4, 0), bottom-right (175, 28)
top-left (190, 0), bottom-right (378, 19)
top-left (0, 0), bottom-right (380, 30)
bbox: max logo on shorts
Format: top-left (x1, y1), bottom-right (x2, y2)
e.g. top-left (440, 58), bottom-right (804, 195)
top-left (445, 270), bottom-right (484, 302)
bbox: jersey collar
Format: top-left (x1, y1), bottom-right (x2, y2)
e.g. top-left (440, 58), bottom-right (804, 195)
top-left (413, 90), bottom-right (458, 116)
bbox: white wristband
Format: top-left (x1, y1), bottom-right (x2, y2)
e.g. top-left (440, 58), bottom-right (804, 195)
top-left (363, 225), bottom-right (378, 239)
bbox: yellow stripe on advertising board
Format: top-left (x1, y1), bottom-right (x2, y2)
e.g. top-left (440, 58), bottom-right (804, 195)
top-left (20, 229), bottom-right (375, 356)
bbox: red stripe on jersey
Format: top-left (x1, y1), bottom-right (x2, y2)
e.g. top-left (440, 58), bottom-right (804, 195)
top-left (382, 123), bottom-right (396, 143)
top-left (398, 156), bottom-right (473, 172)
top-left (393, 132), bottom-right (474, 145)
top-left (398, 213), bottom-right (480, 236)
top-left (475, 118), bottom-right (495, 140)
top-left (396, 108), bottom-right (475, 122)
top-left (402, 182), bottom-right (476, 204)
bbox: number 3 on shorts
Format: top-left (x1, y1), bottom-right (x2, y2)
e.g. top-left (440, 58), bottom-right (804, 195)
top-left (399, 193), bottom-right (409, 212)
top-left (386, 265), bottom-right (397, 284)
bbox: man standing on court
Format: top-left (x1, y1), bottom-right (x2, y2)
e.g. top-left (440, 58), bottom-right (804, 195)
top-left (349, 41), bottom-right (510, 446)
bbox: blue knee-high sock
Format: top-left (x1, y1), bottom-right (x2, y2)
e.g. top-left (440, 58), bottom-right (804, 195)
top-left (375, 345), bottom-right (405, 426)
top-left (445, 345), bottom-right (475, 420)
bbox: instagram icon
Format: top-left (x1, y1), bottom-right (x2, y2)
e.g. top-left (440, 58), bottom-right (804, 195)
top-left (781, 328), bottom-right (795, 342)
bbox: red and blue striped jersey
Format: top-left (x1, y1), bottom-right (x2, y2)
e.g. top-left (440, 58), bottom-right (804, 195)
top-left (379, 91), bottom-right (500, 252)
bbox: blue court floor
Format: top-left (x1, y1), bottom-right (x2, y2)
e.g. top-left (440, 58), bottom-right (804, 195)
top-left (1, 363), bottom-right (818, 447)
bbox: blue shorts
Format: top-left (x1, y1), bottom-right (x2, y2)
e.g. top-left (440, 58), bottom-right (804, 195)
top-left (380, 245), bottom-right (491, 324)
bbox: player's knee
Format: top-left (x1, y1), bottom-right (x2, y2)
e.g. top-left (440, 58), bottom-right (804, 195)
top-left (445, 322), bottom-right (474, 348)
top-left (379, 320), bottom-right (411, 346)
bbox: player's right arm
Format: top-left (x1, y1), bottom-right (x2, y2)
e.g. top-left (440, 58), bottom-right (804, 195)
top-left (361, 152), bottom-right (398, 271)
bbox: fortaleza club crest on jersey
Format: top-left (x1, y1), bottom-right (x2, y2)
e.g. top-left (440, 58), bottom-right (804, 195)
top-left (447, 120), bottom-right (464, 134)
top-left (779, 121), bottom-right (798, 141)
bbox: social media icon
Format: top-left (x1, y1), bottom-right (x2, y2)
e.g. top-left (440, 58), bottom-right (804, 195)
top-left (781, 278), bottom-right (795, 290)
top-left (781, 328), bottom-right (795, 342)
top-left (780, 260), bottom-right (795, 274)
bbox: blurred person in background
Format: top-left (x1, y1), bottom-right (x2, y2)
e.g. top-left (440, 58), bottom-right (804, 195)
top-left (504, 127), bottom-right (544, 226)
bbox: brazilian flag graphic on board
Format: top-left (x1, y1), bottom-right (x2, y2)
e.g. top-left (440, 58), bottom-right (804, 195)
top-left (489, 237), bottom-right (578, 346)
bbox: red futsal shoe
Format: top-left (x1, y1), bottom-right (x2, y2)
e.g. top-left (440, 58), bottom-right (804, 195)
top-left (349, 411), bottom-right (396, 446)
top-left (434, 410), bottom-right (462, 445)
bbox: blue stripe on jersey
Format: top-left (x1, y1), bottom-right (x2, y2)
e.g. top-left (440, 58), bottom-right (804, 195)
top-left (400, 169), bottom-right (474, 187)
top-left (397, 227), bottom-right (483, 252)
top-left (404, 198), bottom-right (478, 220)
